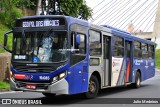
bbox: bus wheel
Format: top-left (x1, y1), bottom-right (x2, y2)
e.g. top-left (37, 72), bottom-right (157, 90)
top-left (133, 72), bottom-right (141, 88)
top-left (84, 75), bottom-right (99, 98)
top-left (42, 93), bottom-right (56, 97)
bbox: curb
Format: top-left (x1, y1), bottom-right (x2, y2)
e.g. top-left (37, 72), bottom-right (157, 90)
top-left (0, 89), bottom-right (10, 92)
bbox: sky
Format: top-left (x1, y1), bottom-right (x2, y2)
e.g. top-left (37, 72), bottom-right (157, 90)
top-left (85, 0), bottom-right (158, 32)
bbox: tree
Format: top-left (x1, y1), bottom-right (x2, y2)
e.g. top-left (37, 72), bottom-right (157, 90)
top-left (0, 0), bottom-right (23, 28)
top-left (40, 0), bottom-right (92, 20)
top-left (12, 0), bottom-right (37, 10)
top-left (0, 0), bottom-right (92, 27)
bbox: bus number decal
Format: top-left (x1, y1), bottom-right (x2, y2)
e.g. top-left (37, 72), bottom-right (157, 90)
top-left (39, 76), bottom-right (50, 80)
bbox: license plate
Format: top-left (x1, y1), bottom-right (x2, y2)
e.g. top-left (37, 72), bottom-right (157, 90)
top-left (26, 84), bottom-right (36, 90)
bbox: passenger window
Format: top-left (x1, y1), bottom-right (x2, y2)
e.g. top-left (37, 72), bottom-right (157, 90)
top-left (89, 30), bottom-right (101, 56)
top-left (148, 45), bottom-right (155, 59)
top-left (113, 36), bottom-right (124, 57)
top-left (141, 43), bottom-right (148, 58)
top-left (134, 41), bottom-right (141, 58)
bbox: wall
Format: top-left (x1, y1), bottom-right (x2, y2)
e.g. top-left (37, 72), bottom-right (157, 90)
top-left (0, 52), bottom-right (11, 81)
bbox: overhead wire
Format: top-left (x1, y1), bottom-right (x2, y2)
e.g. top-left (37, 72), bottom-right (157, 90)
top-left (117, 0), bottom-right (148, 29)
top-left (97, 0), bottom-right (132, 25)
top-left (134, 4), bottom-right (158, 33)
top-left (122, 0), bottom-right (156, 29)
top-left (143, 11), bottom-right (157, 32)
top-left (109, 0), bottom-right (141, 26)
top-left (91, 0), bottom-right (117, 22)
top-left (89, 0), bottom-right (106, 20)
top-left (92, 0), bottom-right (105, 10)
top-left (105, 1), bottom-right (132, 23)
top-left (145, 21), bottom-right (155, 32)
top-left (90, 0), bottom-right (158, 33)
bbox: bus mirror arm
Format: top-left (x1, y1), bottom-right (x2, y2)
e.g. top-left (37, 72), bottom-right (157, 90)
top-left (4, 30), bottom-right (13, 53)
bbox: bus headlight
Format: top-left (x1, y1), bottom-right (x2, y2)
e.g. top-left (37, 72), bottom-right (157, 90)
top-left (52, 76), bottom-right (58, 83)
top-left (59, 72), bottom-right (66, 79)
top-left (10, 71), bottom-right (12, 78)
top-left (52, 71), bottom-right (66, 84)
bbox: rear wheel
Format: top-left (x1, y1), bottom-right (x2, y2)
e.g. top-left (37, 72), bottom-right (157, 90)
top-left (132, 72), bottom-right (141, 88)
top-left (42, 93), bottom-right (56, 97)
top-left (84, 75), bottom-right (99, 98)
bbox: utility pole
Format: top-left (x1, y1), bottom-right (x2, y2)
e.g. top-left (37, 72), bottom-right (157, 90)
top-left (152, 0), bottom-right (160, 49)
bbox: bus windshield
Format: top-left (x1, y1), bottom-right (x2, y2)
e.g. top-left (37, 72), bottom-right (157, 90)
top-left (13, 31), bottom-right (68, 63)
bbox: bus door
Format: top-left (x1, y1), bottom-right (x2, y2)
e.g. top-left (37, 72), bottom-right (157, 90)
top-left (103, 36), bottom-right (111, 86)
top-left (125, 40), bottom-right (133, 83)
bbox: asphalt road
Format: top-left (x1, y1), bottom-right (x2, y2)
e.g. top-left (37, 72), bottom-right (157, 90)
top-left (0, 71), bottom-right (160, 107)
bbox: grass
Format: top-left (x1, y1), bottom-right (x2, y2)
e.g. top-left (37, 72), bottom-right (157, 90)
top-left (156, 49), bottom-right (160, 69)
top-left (0, 23), bottom-right (12, 53)
top-left (0, 81), bottom-right (10, 91)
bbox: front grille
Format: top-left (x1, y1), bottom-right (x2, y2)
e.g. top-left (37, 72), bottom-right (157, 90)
top-left (16, 81), bottom-right (50, 90)
top-left (12, 61), bottom-right (67, 73)
top-left (13, 65), bottom-right (56, 72)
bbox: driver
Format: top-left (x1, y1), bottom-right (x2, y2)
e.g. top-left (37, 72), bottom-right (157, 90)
top-left (52, 36), bottom-right (59, 49)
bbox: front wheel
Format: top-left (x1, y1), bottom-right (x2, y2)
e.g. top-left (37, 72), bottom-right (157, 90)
top-left (84, 75), bottom-right (99, 99)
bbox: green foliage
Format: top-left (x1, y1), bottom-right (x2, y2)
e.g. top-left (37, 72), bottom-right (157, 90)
top-left (79, 4), bottom-right (92, 20)
top-left (59, 0), bottom-right (92, 20)
top-left (156, 49), bottom-right (160, 68)
top-left (44, 0), bottom-right (93, 20)
top-left (0, 23), bottom-right (12, 53)
top-left (0, 0), bottom-right (23, 28)
top-left (0, 81), bottom-right (10, 90)
top-left (12, 0), bottom-right (37, 9)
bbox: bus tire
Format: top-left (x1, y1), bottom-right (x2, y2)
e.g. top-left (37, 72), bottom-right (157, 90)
top-left (42, 93), bottom-right (56, 97)
top-left (132, 72), bottom-right (141, 88)
top-left (84, 75), bottom-right (99, 99)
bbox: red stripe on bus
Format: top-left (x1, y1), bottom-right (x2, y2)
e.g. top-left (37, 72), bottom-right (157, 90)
top-left (125, 61), bottom-right (131, 82)
top-left (14, 74), bottom-right (26, 80)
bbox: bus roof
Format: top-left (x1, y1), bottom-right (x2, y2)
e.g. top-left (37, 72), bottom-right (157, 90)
top-left (102, 25), bottom-right (155, 45)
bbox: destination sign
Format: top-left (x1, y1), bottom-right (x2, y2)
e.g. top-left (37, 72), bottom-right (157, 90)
top-left (22, 20), bottom-right (59, 27)
top-left (15, 17), bottom-right (66, 27)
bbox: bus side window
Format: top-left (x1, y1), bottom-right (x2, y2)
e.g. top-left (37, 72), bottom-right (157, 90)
top-left (148, 45), bottom-right (155, 59)
top-left (71, 32), bottom-right (86, 54)
top-left (89, 30), bottom-right (101, 56)
top-left (142, 43), bottom-right (148, 59)
top-left (70, 32), bottom-right (86, 66)
top-left (113, 36), bottom-right (124, 57)
top-left (134, 41), bottom-right (142, 58)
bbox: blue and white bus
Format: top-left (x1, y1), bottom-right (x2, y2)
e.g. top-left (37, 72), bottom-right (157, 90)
top-left (3, 15), bottom-right (156, 98)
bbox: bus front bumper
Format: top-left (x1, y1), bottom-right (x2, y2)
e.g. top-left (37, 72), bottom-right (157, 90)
top-left (10, 78), bottom-right (69, 94)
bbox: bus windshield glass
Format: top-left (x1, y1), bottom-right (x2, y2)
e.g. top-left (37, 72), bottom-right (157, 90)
top-left (13, 31), bottom-right (68, 63)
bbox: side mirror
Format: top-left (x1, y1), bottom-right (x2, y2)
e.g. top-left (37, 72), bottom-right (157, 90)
top-left (4, 30), bottom-right (13, 53)
top-left (75, 34), bottom-right (80, 46)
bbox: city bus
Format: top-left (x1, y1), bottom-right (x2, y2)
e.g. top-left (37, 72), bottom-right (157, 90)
top-left (3, 15), bottom-right (156, 98)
